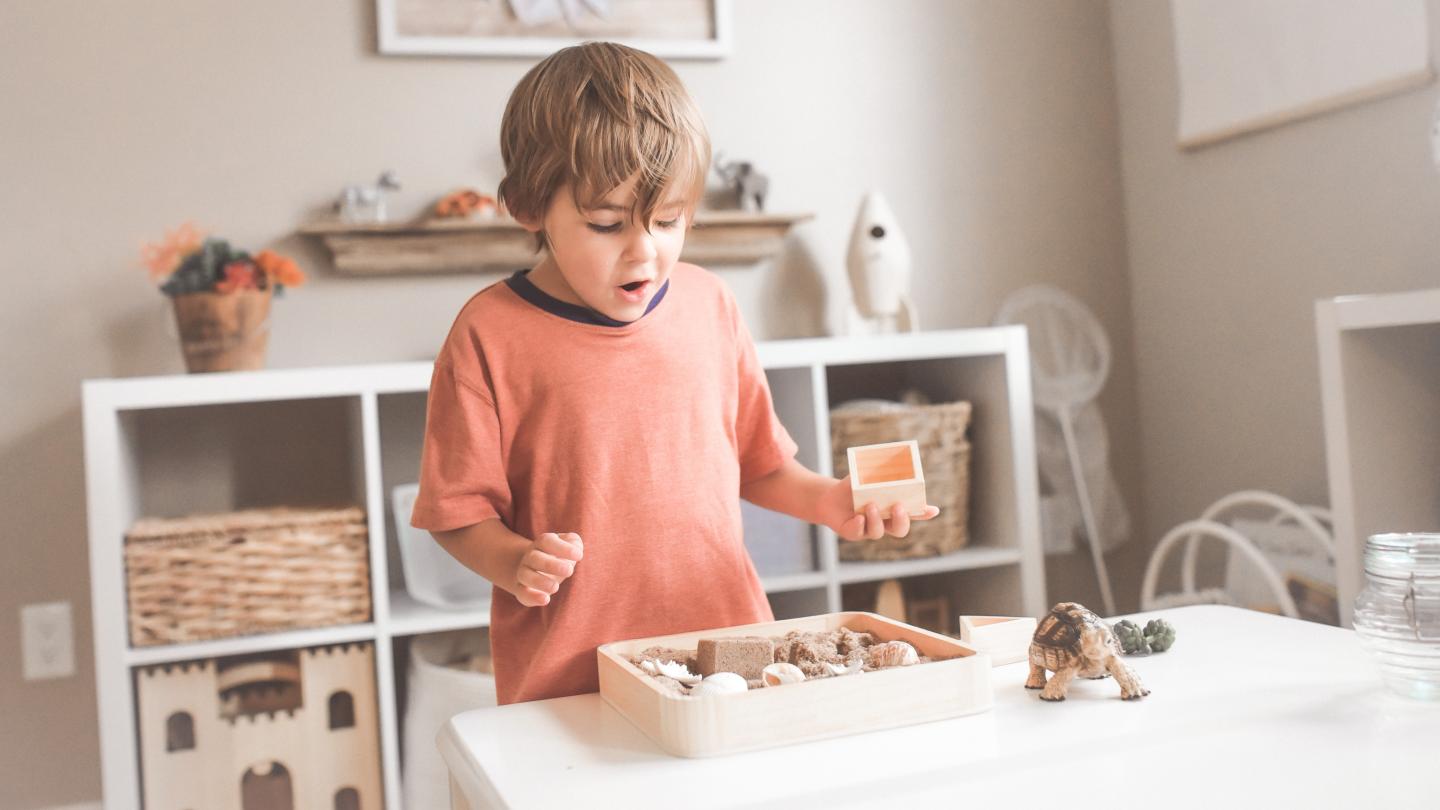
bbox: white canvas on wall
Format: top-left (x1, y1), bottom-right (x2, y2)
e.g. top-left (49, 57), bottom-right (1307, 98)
top-left (377, 0), bottom-right (731, 59)
top-left (1171, 0), bottom-right (1433, 149)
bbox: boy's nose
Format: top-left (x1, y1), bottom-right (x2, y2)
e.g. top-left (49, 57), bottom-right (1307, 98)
top-left (622, 226), bottom-right (658, 263)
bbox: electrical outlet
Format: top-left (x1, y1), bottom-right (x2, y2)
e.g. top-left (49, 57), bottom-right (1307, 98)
top-left (22, 601), bottom-right (75, 680)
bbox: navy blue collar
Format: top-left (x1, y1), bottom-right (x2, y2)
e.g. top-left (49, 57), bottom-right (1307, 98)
top-left (505, 269), bottom-right (668, 327)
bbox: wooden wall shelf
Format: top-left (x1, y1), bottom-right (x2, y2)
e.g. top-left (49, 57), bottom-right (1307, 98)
top-left (298, 211), bottom-right (813, 275)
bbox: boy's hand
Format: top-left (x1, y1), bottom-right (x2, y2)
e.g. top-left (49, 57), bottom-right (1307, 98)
top-left (514, 531), bottom-right (583, 607)
top-left (820, 476), bottom-right (940, 542)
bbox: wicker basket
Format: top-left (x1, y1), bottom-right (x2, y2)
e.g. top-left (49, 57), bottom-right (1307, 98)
top-left (831, 400), bottom-right (972, 560)
top-left (124, 506), bottom-right (371, 646)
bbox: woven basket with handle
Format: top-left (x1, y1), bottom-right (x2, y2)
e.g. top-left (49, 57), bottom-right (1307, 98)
top-left (831, 400), bottom-right (972, 560)
top-left (124, 506), bottom-right (371, 646)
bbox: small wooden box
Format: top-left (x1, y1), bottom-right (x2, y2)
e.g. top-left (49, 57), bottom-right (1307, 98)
top-left (596, 612), bottom-right (992, 758)
top-left (959, 615), bottom-right (1039, 666)
top-left (847, 440), bottom-right (927, 516)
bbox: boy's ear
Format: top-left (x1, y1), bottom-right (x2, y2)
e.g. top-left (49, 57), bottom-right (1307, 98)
top-left (512, 211), bottom-right (543, 233)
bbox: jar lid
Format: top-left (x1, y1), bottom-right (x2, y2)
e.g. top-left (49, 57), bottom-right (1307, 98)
top-left (1365, 533), bottom-right (1440, 578)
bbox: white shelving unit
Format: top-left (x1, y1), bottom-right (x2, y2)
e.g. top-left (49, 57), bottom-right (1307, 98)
top-left (83, 327), bottom-right (1042, 809)
top-left (1316, 288), bottom-right (1440, 627)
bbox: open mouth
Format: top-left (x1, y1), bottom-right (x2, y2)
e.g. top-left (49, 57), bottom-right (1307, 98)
top-left (620, 280), bottom-right (647, 292)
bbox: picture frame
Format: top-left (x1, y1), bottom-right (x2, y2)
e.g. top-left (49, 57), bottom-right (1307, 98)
top-left (376, 0), bottom-right (732, 59)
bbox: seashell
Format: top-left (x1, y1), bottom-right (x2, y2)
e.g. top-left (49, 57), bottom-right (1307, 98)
top-left (639, 659), bottom-right (660, 676)
top-left (824, 659), bottom-right (864, 677)
top-left (656, 659), bottom-right (701, 685)
top-left (868, 640), bottom-right (919, 668)
top-left (761, 662), bottom-right (807, 687)
top-left (652, 675), bottom-right (688, 694)
top-left (691, 671), bottom-right (748, 697)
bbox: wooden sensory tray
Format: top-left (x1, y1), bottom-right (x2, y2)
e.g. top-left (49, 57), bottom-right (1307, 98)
top-left (596, 611), bottom-right (993, 758)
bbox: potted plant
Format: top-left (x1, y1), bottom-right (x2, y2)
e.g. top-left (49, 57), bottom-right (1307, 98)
top-left (141, 223), bottom-right (306, 373)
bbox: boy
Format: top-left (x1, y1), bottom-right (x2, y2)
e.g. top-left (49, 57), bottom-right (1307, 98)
top-left (411, 42), bottom-right (938, 705)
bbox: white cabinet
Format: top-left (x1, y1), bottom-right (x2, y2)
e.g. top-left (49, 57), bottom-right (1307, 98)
top-left (83, 327), bottom-right (1042, 808)
top-left (1316, 288), bottom-right (1440, 627)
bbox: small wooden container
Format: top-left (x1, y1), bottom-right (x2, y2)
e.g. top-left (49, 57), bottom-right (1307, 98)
top-left (847, 439), bottom-right (927, 516)
top-left (597, 612), bottom-right (992, 758)
top-left (960, 615), bottom-right (1040, 666)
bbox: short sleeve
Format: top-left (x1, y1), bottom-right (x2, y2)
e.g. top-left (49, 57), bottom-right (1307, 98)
top-left (410, 361), bottom-right (513, 532)
top-left (731, 297), bottom-right (799, 484)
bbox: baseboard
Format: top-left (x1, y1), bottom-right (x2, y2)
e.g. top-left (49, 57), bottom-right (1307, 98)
top-left (40, 803), bottom-right (103, 810)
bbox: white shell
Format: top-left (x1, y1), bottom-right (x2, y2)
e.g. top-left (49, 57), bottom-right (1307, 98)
top-left (760, 662), bottom-right (807, 687)
top-left (868, 641), bottom-right (919, 668)
top-left (639, 659), bottom-right (659, 676)
top-left (691, 672), bottom-right (748, 697)
top-left (655, 660), bottom-right (701, 685)
top-left (824, 659), bottom-right (864, 677)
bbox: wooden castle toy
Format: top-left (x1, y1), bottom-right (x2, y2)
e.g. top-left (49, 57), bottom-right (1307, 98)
top-left (136, 642), bottom-right (382, 810)
top-left (846, 440), bottom-right (927, 516)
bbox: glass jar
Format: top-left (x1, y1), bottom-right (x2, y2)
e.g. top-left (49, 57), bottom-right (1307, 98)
top-left (1353, 533), bottom-right (1440, 700)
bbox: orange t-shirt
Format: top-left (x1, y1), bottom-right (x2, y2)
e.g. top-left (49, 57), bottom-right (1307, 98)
top-left (410, 263), bottom-right (797, 704)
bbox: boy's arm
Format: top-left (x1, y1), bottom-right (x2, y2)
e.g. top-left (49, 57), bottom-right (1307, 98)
top-left (431, 519), bottom-right (583, 607)
top-left (740, 457), bottom-right (939, 542)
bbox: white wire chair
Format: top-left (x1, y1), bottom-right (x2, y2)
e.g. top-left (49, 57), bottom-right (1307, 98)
top-left (1140, 490), bottom-right (1335, 619)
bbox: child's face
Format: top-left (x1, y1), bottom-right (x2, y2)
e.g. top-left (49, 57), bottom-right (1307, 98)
top-left (522, 174), bottom-right (689, 323)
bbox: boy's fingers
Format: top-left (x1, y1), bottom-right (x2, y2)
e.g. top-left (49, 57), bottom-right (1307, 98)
top-left (918, 505), bottom-right (940, 520)
top-left (523, 550), bottom-right (575, 579)
top-left (864, 503), bottom-right (884, 540)
top-left (837, 514), bottom-right (865, 541)
top-left (562, 532), bottom-right (584, 559)
top-left (516, 587), bottom-right (550, 607)
top-left (888, 504), bottom-right (911, 538)
top-left (537, 532), bottom-right (584, 562)
top-left (517, 566), bottom-right (561, 595)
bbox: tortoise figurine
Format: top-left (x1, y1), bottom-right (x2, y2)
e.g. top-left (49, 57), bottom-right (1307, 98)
top-left (1025, 602), bottom-right (1150, 701)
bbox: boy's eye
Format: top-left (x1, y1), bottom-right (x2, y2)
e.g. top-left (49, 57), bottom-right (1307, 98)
top-left (656, 218), bottom-right (680, 229)
top-left (587, 222), bottom-right (622, 234)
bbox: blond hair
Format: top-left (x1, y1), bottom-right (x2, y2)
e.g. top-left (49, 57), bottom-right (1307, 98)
top-left (498, 42), bottom-right (710, 250)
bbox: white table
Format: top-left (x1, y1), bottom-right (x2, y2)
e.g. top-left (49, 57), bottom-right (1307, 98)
top-left (438, 606), bottom-right (1440, 809)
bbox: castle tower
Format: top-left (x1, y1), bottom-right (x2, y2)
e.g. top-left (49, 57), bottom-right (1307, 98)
top-left (136, 660), bottom-right (234, 810)
top-left (297, 643), bottom-right (383, 809)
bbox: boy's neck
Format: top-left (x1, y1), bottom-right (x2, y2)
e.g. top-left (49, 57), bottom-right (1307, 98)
top-left (526, 257), bottom-right (586, 307)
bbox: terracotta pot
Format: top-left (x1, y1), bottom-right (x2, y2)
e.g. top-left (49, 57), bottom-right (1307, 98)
top-left (171, 288), bottom-right (272, 373)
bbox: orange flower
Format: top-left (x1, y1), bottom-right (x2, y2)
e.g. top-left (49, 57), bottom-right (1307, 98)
top-left (140, 222), bottom-right (205, 282)
top-left (434, 188), bottom-right (497, 218)
top-left (216, 261), bottom-right (259, 294)
top-left (254, 250), bottom-right (306, 288)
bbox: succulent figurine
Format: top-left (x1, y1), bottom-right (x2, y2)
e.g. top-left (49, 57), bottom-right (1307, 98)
top-left (1026, 602), bottom-right (1150, 702)
top-left (1144, 618), bottom-right (1177, 652)
top-left (1111, 619), bottom-right (1151, 655)
top-left (1110, 617), bottom-right (1178, 655)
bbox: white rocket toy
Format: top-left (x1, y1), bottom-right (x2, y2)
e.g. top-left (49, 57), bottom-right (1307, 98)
top-left (843, 191), bottom-right (919, 335)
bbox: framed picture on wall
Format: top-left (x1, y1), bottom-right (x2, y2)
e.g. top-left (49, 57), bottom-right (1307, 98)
top-left (377, 0), bottom-right (732, 59)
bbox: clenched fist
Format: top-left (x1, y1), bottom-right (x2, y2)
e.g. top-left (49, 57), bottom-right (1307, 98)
top-left (514, 531), bottom-right (583, 607)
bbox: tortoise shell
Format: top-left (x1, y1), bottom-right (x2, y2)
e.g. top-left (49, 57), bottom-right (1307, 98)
top-left (1031, 602), bottom-right (1098, 652)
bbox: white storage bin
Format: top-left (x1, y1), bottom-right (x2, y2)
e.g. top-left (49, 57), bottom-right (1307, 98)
top-left (403, 630), bottom-right (496, 810)
top-left (741, 500), bottom-right (816, 576)
top-left (392, 483), bottom-right (491, 610)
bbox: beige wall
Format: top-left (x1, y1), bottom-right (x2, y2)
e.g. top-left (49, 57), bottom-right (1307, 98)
top-left (0, 2), bottom-right (1136, 806)
top-left (1109, 1), bottom-right (1440, 583)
